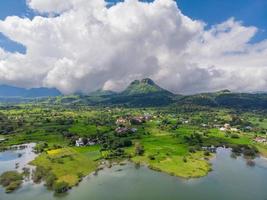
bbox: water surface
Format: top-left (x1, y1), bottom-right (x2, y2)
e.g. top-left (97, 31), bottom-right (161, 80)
top-left (1, 148), bottom-right (267, 200)
top-left (0, 143), bottom-right (36, 174)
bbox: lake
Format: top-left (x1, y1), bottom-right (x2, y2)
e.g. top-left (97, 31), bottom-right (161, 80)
top-left (0, 143), bottom-right (37, 174)
top-left (1, 147), bottom-right (267, 200)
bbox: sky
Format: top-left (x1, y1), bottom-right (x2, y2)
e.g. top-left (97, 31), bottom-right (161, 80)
top-left (0, 0), bottom-right (267, 94)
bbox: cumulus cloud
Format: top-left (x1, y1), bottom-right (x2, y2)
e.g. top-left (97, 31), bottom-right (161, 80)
top-left (0, 0), bottom-right (267, 94)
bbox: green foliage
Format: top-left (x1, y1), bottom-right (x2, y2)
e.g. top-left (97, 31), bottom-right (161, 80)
top-left (34, 142), bottom-right (48, 153)
top-left (184, 133), bottom-right (203, 146)
top-left (32, 166), bottom-right (49, 183)
top-left (122, 78), bottom-right (171, 96)
top-left (53, 181), bottom-right (69, 194)
top-left (45, 172), bottom-right (57, 189)
top-left (0, 171), bottom-right (23, 193)
top-left (135, 143), bottom-right (145, 156)
top-left (230, 133), bottom-right (240, 139)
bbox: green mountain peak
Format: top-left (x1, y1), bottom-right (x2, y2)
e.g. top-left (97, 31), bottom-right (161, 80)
top-left (122, 78), bottom-right (172, 96)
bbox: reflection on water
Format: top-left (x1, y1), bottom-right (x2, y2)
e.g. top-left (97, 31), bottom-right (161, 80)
top-left (0, 143), bottom-right (37, 174)
top-left (1, 147), bottom-right (267, 200)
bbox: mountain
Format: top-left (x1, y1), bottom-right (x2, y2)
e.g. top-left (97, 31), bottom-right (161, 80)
top-left (86, 80), bottom-right (267, 108)
top-left (104, 78), bottom-right (176, 107)
top-left (55, 78), bottom-right (176, 107)
top-left (0, 85), bottom-right (62, 98)
top-left (4, 78), bottom-right (267, 109)
top-left (89, 89), bottom-right (117, 97)
top-left (121, 78), bottom-right (173, 96)
top-left (177, 91), bottom-right (267, 109)
top-left (0, 85), bottom-right (25, 97)
top-left (24, 87), bottom-right (62, 97)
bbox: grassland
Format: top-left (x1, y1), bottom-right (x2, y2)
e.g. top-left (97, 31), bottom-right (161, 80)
top-left (31, 146), bottom-right (101, 187)
top-left (128, 139), bottom-right (211, 178)
top-left (124, 121), bottom-right (211, 178)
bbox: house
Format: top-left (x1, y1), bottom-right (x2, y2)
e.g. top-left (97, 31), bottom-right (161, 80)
top-left (130, 117), bottom-right (144, 125)
top-left (75, 138), bottom-right (84, 147)
top-left (224, 123), bottom-right (231, 129)
top-left (219, 123), bottom-right (231, 131)
top-left (87, 141), bottom-right (96, 146)
top-left (75, 138), bottom-right (96, 147)
top-left (202, 146), bottom-right (216, 153)
top-left (115, 127), bottom-right (130, 135)
top-left (230, 128), bottom-right (238, 132)
top-left (201, 123), bottom-right (207, 127)
top-left (0, 138), bottom-right (6, 143)
top-left (131, 128), bottom-right (138, 133)
top-left (245, 126), bottom-right (252, 131)
top-left (254, 137), bottom-right (267, 144)
top-left (116, 118), bottom-right (128, 126)
top-left (144, 114), bottom-right (152, 121)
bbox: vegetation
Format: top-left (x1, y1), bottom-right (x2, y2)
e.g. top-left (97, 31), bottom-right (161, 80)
top-left (53, 181), bottom-right (69, 194)
top-left (1, 93), bottom-right (267, 193)
top-left (0, 171), bottom-right (23, 193)
top-left (31, 146), bottom-right (101, 189)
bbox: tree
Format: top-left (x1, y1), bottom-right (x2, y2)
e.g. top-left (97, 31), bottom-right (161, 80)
top-left (53, 181), bottom-right (69, 194)
top-left (135, 143), bottom-right (145, 156)
top-left (45, 173), bottom-right (57, 189)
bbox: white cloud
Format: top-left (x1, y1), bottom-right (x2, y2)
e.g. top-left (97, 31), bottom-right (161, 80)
top-left (0, 0), bottom-right (267, 94)
top-left (27, 0), bottom-right (73, 14)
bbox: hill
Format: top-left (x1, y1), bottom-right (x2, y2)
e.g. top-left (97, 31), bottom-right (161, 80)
top-left (53, 78), bottom-right (175, 107)
top-left (177, 91), bottom-right (267, 109)
top-left (2, 79), bottom-right (267, 109)
top-left (104, 78), bottom-right (175, 107)
top-left (0, 85), bottom-right (62, 98)
top-left (121, 78), bottom-right (173, 96)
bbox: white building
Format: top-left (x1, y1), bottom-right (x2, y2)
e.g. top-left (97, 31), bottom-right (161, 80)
top-left (76, 138), bottom-right (84, 147)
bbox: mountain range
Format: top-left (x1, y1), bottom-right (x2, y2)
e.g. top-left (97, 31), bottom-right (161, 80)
top-left (0, 85), bottom-right (61, 98)
top-left (1, 78), bottom-right (267, 109)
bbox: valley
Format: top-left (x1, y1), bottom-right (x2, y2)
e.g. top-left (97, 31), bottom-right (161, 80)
top-left (1, 79), bottom-right (267, 198)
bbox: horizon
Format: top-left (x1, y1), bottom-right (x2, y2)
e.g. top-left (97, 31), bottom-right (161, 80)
top-left (0, 77), bottom-right (265, 96)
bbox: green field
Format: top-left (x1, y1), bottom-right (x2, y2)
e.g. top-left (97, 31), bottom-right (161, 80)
top-left (31, 146), bottom-right (101, 186)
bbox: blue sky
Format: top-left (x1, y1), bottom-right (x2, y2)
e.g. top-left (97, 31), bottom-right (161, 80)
top-left (0, 0), bottom-right (267, 53)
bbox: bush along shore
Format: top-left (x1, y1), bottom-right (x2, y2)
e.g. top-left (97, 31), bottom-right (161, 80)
top-left (0, 171), bottom-right (23, 193)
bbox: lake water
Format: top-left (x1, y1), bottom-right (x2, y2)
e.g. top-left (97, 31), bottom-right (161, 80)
top-left (1, 147), bottom-right (267, 200)
top-left (0, 143), bottom-right (37, 174)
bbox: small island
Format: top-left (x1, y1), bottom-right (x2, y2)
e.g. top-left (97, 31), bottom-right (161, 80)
top-left (0, 171), bottom-right (23, 193)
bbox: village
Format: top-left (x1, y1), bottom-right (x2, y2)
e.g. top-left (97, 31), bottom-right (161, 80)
top-left (73, 110), bottom-right (267, 148)
top-left (75, 114), bottom-right (153, 147)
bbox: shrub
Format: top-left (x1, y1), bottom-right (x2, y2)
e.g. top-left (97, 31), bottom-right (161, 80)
top-left (204, 151), bottom-right (210, 156)
top-left (135, 143), bottom-right (145, 156)
top-left (0, 171), bottom-right (23, 193)
top-left (53, 181), bottom-right (69, 194)
top-left (32, 166), bottom-right (48, 183)
top-left (230, 133), bottom-right (240, 139)
top-left (77, 172), bottom-right (84, 182)
top-left (189, 147), bottom-right (196, 153)
top-left (45, 173), bottom-right (57, 189)
top-left (246, 160), bottom-right (256, 167)
top-left (148, 155), bottom-right (155, 160)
